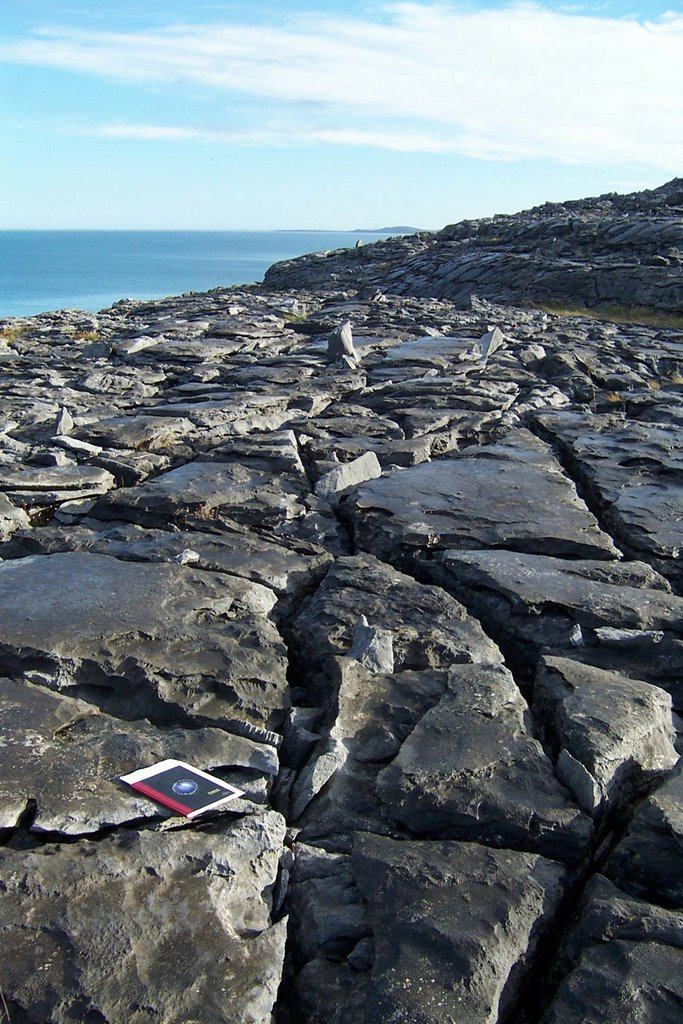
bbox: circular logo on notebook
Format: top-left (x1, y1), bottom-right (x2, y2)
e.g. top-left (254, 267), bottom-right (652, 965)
top-left (172, 778), bottom-right (199, 796)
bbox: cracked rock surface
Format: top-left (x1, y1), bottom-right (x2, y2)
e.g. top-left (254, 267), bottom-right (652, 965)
top-left (1, 179), bottom-right (683, 1023)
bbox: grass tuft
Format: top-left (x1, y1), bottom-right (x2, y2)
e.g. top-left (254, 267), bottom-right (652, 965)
top-left (533, 303), bottom-right (683, 330)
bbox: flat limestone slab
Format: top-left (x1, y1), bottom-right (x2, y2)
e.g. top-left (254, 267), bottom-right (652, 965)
top-left (93, 458), bottom-right (306, 528)
top-left (538, 411), bottom-right (683, 583)
top-left (377, 663), bottom-right (592, 863)
top-left (433, 548), bottom-right (683, 703)
top-left (0, 676), bottom-right (277, 834)
top-left (347, 429), bottom-right (619, 561)
top-left (348, 834), bottom-right (566, 1024)
top-left (0, 463), bottom-right (116, 506)
top-left (10, 521), bottom-right (332, 612)
top-left (604, 764), bottom-right (683, 909)
top-left (542, 941), bottom-right (683, 1024)
top-left (0, 551), bottom-right (288, 738)
top-left (289, 553), bottom-right (503, 678)
top-left (0, 812), bottom-right (287, 1024)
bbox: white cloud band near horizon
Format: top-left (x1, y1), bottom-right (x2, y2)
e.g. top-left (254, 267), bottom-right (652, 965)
top-left (2, 2), bottom-right (683, 170)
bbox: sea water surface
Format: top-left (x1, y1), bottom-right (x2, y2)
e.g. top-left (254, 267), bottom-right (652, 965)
top-left (0, 230), bottom-right (390, 318)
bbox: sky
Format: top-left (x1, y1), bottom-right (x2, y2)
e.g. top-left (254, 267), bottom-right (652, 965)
top-left (0, 0), bottom-right (681, 229)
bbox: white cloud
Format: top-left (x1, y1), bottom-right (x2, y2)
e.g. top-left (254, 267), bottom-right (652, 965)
top-left (1, 3), bottom-right (682, 169)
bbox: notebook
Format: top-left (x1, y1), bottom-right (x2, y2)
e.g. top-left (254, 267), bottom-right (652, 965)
top-left (120, 759), bottom-right (244, 818)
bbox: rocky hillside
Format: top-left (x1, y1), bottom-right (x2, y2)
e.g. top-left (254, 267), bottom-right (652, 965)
top-left (0, 198), bottom-right (682, 1024)
top-left (264, 178), bottom-right (683, 312)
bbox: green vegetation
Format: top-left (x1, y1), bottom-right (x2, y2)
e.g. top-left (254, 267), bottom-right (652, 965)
top-left (0, 326), bottom-right (24, 344)
top-left (532, 302), bottom-right (683, 330)
top-left (71, 330), bottom-right (101, 342)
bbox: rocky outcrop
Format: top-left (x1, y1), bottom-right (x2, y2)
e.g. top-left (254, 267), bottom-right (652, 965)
top-left (0, 193), bottom-right (682, 1023)
top-left (264, 178), bottom-right (683, 313)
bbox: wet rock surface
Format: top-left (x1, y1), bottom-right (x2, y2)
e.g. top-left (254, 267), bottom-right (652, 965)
top-left (1, 180), bottom-right (682, 1023)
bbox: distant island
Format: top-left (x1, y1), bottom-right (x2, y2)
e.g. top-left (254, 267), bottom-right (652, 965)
top-left (352, 225), bottom-right (422, 233)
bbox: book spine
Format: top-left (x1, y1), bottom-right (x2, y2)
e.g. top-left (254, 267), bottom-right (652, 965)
top-left (131, 781), bottom-right (192, 816)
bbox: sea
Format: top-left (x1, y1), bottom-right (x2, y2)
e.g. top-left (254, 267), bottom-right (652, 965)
top-left (0, 229), bottom-right (392, 319)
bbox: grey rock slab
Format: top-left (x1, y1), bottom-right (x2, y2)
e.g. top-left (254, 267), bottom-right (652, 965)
top-left (537, 411), bottom-right (683, 582)
top-left (541, 940), bottom-right (683, 1024)
top-left (0, 491), bottom-right (29, 540)
top-left (434, 549), bottom-right (683, 702)
top-left (137, 393), bottom-right (293, 434)
top-left (377, 662), bottom-right (593, 862)
top-left (92, 430), bottom-right (323, 544)
top-left (74, 413), bottom-right (196, 451)
top-left (94, 455), bottom-right (307, 531)
top-left (554, 874), bottom-right (683, 984)
top-left (93, 458), bottom-right (293, 526)
top-left (604, 762), bottom-right (683, 908)
top-left (36, 521), bottom-right (332, 610)
top-left (0, 811), bottom-right (287, 1024)
top-left (0, 463), bottom-right (116, 506)
top-left (380, 332), bottom-right (491, 367)
top-left (290, 659), bottom-right (451, 836)
top-left (534, 656), bottom-right (678, 816)
top-left (289, 553), bottom-right (503, 680)
top-left (0, 551), bottom-right (289, 738)
top-left (347, 428), bottom-right (619, 562)
top-left (437, 549), bottom-right (682, 630)
top-left (288, 846), bottom-right (368, 963)
top-left (0, 676), bottom-right (277, 834)
top-left (314, 450), bottom-right (381, 507)
top-left (348, 833), bottom-right (567, 1024)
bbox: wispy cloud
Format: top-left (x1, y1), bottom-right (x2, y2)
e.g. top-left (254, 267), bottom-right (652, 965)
top-left (2, 3), bottom-right (682, 169)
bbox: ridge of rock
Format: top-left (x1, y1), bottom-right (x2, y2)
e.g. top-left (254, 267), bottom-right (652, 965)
top-left (264, 178), bottom-right (683, 312)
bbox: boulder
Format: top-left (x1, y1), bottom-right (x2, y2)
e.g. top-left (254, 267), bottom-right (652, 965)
top-left (534, 656), bottom-right (678, 816)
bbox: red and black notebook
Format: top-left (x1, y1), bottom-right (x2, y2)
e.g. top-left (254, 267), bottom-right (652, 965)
top-left (120, 759), bottom-right (244, 818)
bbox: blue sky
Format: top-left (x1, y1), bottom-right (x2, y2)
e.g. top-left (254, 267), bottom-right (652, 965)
top-left (1, 0), bottom-right (681, 229)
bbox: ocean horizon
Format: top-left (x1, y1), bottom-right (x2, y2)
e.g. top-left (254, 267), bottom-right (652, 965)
top-left (0, 229), bottom-right (393, 319)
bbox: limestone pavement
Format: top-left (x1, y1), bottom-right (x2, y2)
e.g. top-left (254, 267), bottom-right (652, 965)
top-left (0, 209), bottom-right (682, 1023)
